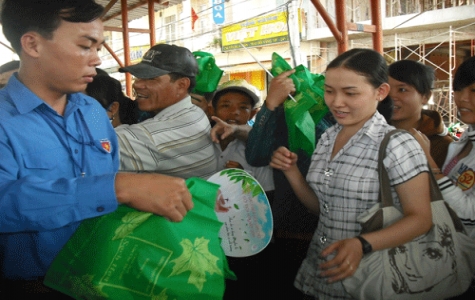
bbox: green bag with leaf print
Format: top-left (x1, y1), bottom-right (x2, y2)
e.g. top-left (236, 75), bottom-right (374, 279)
top-left (44, 177), bottom-right (233, 300)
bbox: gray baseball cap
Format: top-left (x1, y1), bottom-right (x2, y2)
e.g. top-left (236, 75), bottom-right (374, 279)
top-left (119, 44), bottom-right (198, 79)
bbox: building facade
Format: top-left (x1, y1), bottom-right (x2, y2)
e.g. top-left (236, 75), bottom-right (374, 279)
top-left (101, 0), bottom-right (475, 124)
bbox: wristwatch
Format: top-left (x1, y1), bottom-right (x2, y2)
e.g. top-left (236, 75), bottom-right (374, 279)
top-left (356, 235), bottom-right (373, 255)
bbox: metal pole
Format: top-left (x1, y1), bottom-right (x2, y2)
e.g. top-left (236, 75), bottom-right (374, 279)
top-left (148, 0), bottom-right (156, 47)
top-left (309, 0), bottom-right (343, 43)
top-left (121, 0), bottom-right (132, 97)
top-left (371, 0), bottom-right (383, 53)
top-left (335, 0), bottom-right (348, 54)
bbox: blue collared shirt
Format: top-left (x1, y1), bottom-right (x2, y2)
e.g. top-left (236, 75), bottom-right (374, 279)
top-left (0, 75), bottom-right (119, 280)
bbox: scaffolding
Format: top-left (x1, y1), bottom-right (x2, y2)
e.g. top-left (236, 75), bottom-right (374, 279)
top-left (306, 1), bottom-right (475, 128)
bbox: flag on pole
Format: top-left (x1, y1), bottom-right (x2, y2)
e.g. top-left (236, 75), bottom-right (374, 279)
top-left (192, 7), bottom-right (199, 30)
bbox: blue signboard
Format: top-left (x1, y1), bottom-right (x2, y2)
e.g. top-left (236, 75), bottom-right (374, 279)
top-left (212, 0), bottom-right (225, 25)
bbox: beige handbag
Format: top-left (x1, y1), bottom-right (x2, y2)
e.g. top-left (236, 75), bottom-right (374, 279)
top-left (342, 129), bottom-right (475, 300)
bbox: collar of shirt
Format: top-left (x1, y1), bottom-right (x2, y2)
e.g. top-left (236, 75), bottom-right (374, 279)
top-left (443, 126), bottom-right (475, 171)
top-left (462, 125), bottom-right (475, 143)
top-left (5, 74), bottom-right (94, 116)
top-left (364, 111), bottom-right (393, 142)
top-left (213, 137), bottom-right (240, 154)
top-left (330, 111), bottom-right (392, 147)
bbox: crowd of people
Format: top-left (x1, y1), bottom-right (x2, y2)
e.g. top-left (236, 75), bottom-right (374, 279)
top-left (0, 0), bottom-right (474, 299)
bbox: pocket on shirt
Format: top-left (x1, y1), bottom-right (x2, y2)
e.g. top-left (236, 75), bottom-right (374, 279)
top-left (22, 147), bottom-right (62, 170)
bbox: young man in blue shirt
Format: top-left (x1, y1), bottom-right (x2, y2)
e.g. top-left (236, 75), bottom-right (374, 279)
top-left (0, 1), bottom-right (192, 297)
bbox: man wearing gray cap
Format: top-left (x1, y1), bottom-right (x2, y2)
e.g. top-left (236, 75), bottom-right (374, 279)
top-left (116, 44), bottom-right (217, 179)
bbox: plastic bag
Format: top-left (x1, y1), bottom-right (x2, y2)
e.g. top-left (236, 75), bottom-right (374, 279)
top-left (271, 52), bottom-right (328, 156)
top-left (44, 177), bottom-right (233, 300)
top-left (193, 51), bottom-right (224, 94)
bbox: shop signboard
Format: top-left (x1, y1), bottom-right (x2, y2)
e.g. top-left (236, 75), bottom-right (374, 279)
top-left (212, 0), bottom-right (225, 25)
top-left (129, 45), bottom-right (151, 64)
top-left (221, 11), bottom-right (289, 52)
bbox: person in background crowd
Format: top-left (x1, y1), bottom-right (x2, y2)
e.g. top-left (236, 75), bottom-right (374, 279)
top-left (0, 1), bottom-right (193, 298)
top-left (271, 48), bottom-right (431, 299)
top-left (95, 67), bottom-right (109, 76)
top-left (414, 55), bottom-right (475, 239)
top-left (86, 74), bottom-right (138, 127)
top-left (0, 60), bottom-right (19, 88)
top-left (116, 43), bottom-right (217, 179)
top-left (413, 55), bottom-right (475, 300)
top-left (389, 59), bottom-right (453, 168)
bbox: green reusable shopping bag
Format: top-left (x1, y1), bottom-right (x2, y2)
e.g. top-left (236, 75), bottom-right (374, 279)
top-left (193, 51), bottom-right (224, 94)
top-left (271, 52), bottom-right (328, 156)
top-left (44, 177), bottom-right (233, 300)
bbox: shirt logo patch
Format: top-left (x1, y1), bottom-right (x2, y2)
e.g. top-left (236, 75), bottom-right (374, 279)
top-left (457, 169), bottom-right (474, 191)
top-left (101, 139), bottom-right (112, 153)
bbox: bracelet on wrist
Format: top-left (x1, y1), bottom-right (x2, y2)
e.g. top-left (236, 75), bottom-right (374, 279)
top-left (356, 235), bottom-right (372, 255)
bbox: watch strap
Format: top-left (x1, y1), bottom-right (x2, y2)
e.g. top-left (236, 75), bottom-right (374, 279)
top-left (356, 235), bottom-right (373, 255)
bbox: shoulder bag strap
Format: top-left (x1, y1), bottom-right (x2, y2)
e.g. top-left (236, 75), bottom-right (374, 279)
top-left (378, 129), bottom-right (406, 208)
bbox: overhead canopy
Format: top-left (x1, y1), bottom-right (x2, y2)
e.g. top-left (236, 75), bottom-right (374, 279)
top-left (0, 0), bottom-right (384, 96)
top-left (97, 0), bottom-right (182, 28)
top-left (0, 0), bottom-right (183, 27)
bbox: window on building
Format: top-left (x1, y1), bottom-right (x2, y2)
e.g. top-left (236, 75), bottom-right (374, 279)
top-left (165, 15), bottom-right (176, 43)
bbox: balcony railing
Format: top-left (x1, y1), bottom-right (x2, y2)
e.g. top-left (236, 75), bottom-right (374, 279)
top-left (386, 0), bottom-right (474, 17)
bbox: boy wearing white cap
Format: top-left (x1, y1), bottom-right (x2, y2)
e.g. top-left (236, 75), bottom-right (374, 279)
top-left (211, 79), bottom-right (274, 192)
